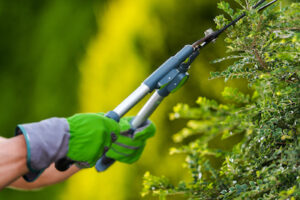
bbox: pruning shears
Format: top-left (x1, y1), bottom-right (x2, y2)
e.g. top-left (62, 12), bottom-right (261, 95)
top-left (95, 0), bottom-right (278, 171)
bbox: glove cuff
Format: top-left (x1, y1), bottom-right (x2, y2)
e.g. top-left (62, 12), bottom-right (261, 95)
top-left (15, 117), bottom-right (70, 182)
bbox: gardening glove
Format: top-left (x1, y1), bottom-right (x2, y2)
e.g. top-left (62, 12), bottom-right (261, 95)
top-left (95, 117), bottom-right (155, 171)
top-left (15, 113), bottom-right (119, 182)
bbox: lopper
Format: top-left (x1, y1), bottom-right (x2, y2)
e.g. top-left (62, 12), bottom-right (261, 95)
top-left (92, 0), bottom-right (278, 171)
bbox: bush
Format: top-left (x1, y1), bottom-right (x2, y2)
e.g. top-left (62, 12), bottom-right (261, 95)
top-left (142, 1), bottom-right (300, 199)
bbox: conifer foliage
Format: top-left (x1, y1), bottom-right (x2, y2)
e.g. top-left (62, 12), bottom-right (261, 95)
top-left (142, 1), bottom-right (299, 199)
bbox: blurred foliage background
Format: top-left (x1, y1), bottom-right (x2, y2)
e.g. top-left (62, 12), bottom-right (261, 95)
top-left (0, 0), bottom-right (292, 199)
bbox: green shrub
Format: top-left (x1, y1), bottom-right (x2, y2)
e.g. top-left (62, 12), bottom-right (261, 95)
top-left (142, 1), bottom-right (299, 199)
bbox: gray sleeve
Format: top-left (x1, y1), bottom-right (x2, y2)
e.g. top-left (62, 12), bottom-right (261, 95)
top-left (15, 117), bottom-right (70, 182)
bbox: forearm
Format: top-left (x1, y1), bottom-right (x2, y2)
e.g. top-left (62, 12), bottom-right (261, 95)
top-left (0, 135), bottom-right (28, 190)
top-left (9, 164), bottom-right (80, 190)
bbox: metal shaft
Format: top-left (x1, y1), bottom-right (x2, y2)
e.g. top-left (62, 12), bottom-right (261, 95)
top-left (113, 84), bottom-right (150, 118)
top-left (131, 91), bottom-right (164, 129)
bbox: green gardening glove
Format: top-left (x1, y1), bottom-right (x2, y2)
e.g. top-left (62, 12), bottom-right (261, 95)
top-left (66, 113), bottom-right (120, 167)
top-left (105, 117), bottom-right (156, 164)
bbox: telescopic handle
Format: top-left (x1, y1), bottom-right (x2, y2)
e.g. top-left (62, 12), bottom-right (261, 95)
top-left (95, 47), bottom-right (194, 172)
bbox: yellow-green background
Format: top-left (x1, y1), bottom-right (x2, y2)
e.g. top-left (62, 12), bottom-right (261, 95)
top-left (0, 0), bottom-right (290, 199)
